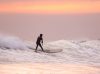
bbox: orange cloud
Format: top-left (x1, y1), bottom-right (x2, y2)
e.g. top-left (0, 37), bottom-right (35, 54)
top-left (0, 1), bottom-right (100, 14)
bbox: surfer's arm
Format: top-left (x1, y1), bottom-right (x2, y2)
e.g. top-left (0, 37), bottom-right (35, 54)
top-left (41, 38), bottom-right (43, 44)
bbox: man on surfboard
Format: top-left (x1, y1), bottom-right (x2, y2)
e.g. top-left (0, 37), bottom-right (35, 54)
top-left (35, 34), bottom-right (44, 52)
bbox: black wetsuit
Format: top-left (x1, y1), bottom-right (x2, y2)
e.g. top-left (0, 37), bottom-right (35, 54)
top-left (35, 36), bottom-right (44, 51)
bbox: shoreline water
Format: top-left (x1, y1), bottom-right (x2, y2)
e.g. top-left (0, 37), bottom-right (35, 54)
top-left (0, 63), bottom-right (100, 74)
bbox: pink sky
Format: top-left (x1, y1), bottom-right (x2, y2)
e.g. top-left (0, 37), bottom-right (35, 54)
top-left (0, 0), bottom-right (100, 41)
top-left (0, 0), bottom-right (100, 14)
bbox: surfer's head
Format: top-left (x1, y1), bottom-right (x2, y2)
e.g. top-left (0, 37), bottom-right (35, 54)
top-left (40, 34), bottom-right (43, 37)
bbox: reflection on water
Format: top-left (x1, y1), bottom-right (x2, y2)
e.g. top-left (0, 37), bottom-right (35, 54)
top-left (0, 63), bottom-right (100, 74)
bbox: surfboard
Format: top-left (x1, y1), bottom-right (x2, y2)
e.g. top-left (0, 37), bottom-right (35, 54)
top-left (44, 49), bottom-right (63, 53)
top-left (35, 49), bottom-right (63, 53)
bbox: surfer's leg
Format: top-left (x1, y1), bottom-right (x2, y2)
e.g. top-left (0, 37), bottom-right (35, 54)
top-left (39, 44), bottom-right (44, 52)
top-left (35, 44), bottom-right (38, 52)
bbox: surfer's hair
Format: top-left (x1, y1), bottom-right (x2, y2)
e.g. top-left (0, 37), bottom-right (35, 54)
top-left (40, 34), bottom-right (43, 36)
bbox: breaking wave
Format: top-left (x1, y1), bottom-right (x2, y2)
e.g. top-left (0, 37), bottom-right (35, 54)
top-left (0, 35), bottom-right (100, 67)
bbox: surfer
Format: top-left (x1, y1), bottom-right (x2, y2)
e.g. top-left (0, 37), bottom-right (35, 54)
top-left (35, 34), bottom-right (44, 52)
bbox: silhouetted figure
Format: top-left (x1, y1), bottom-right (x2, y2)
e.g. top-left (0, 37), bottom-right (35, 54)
top-left (35, 34), bottom-right (44, 52)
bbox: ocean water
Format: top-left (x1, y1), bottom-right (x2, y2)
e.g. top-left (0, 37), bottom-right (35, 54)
top-left (0, 35), bottom-right (100, 67)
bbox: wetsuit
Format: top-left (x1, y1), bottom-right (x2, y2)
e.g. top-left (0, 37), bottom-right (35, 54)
top-left (35, 36), bottom-right (44, 51)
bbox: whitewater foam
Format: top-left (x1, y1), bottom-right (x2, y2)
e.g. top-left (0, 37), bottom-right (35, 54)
top-left (0, 35), bottom-right (28, 49)
top-left (0, 35), bottom-right (100, 67)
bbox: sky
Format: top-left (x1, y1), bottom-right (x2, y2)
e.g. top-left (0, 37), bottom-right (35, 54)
top-left (0, 0), bottom-right (100, 14)
top-left (0, 0), bottom-right (100, 41)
